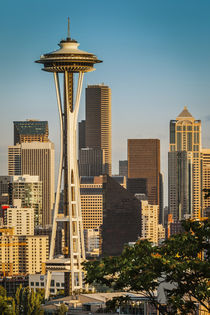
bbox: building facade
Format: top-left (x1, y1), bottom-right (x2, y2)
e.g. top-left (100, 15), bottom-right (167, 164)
top-left (168, 107), bottom-right (202, 220)
top-left (13, 120), bottom-right (49, 145)
top-left (85, 84), bottom-right (112, 175)
top-left (79, 148), bottom-right (105, 176)
top-left (201, 149), bottom-right (210, 217)
top-left (128, 139), bottom-right (161, 207)
top-left (8, 142), bottom-right (54, 226)
top-left (10, 175), bottom-right (42, 226)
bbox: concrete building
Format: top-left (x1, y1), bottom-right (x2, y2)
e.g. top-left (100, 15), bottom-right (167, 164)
top-left (29, 272), bottom-right (64, 295)
top-left (141, 200), bottom-right (159, 245)
top-left (79, 148), bottom-right (105, 176)
top-left (4, 203), bottom-right (34, 235)
top-left (0, 228), bottom-right (20, 276)
top-left (8, 142), bottom-right (55, 226)
top-left (10, 175), bottom-right (42, 226)
top-left (18, 235), bottom-right (49, 275)
top-left (0, 228), bottom-right (49, 276)
top-left (85, 84), bottom-right (112, 175)
top-left (168, 107), bottom-right (202, 220)
top-left (13, 120), bottom-right (49, 145)
top-left (128, 139), bottom-right (161, 208)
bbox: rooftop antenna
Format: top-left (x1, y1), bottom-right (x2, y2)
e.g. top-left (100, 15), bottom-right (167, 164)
top-left (67, 17), bottom-right (70, 39)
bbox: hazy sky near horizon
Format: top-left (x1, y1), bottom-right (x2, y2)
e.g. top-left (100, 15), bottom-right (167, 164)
top-left (0, 0), bottom-right (210, 204)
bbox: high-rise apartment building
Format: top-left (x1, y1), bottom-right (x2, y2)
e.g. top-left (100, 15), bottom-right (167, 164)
top-left (141, 200), bottom-right (159, 245)
top-left (13, 120), bottom-right (48, 145)
top-left (168, 107), bottom-right (202, 220)
top-left (10, 175), bottom-right (42, 226)
top-left (8, 142), bottom-right (54, 226)
top-left (128, 139), bottom-right (161, 207)
top-left (85, 84), bottom-right (112, 175)
top-left (0, 228), bottom-right (48, 276)
top-left (3, 203), bottom-right (34, 235)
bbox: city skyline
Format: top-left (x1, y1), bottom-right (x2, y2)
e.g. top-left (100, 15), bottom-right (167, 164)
top-left (1, 1), bottom-right (210, 205)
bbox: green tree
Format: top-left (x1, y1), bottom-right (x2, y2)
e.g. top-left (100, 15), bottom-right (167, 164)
top-left (15, 285), bottom-right (44, 315)
top-left (57, 303), bottom-right (68, 315)
top-left (84, 219), bottom-right (210, 315)
top-left (0, 286), bottom-right (7, 297)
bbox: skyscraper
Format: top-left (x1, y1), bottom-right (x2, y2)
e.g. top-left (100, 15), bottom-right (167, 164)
top-left (13, 120), bottom-right (49, 145)
top-left (168, 106), bottom-right (202, 220)
top-left (85, 84), bottom-right (112, 175)
top-left (8, 142), bottom-right (54, 226)
top-left (128, 139), bottom-right (160, 207)
top-left (79, 148), bottom-right (104, 176)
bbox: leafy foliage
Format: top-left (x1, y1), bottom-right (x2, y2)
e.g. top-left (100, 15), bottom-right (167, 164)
top-left (84, 219), bottom-right (210, 315)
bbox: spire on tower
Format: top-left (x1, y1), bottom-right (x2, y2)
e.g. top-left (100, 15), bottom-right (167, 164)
top-left (67, 17), bottom-right (70, 39)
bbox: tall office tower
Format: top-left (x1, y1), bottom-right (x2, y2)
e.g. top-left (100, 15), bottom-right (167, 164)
top-left (13, 120), bottom-right (48, 145)
top-left (168, 107), bottom-right (202, 220)
top-left (79, 148), bottom-right (104, 176)
top-left (119, 160), bottom-right (128, 177)
top-left (102, 175), bottom-right (141, 256)
top-left (127, 178), bottom-right (147, 196)
top-left (85, 84), bottom-right (112, 175)
top-left (8, 142), bottom-right (55, 226)
top-left (128, 139), bottom-right (160, 206)
top-left (36, 23), bottom-right (101, 298)
top-left (10, 175), bottom-right (42, 226)
top-left (78, 120), bottom-right (86, 150)
top-left (201, 149), bottom-right (210, 217)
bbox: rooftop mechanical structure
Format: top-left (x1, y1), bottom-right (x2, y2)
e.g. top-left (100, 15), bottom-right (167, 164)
top-left (36, 21), bottom-right (102, 299)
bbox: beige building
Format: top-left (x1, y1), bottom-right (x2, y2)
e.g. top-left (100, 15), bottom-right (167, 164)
top-left (19, 235), bottom-right (48, 274)
top-left (0, 228), bottom-right (48, 276)
top-left (8, 142), bottom-right (54, 226)
top-left (5, 203), bottom-right (34, 235)
top-left (141, 200), bottom-right (159, 245)
top-left (169, 107), bottom-right (202, 220)
top-left (85, 84), bottom-right (112, 175)
top-left (201, 149), bottom-right (210, 217)
top-left (0, 228), bottom-right (19, 276)
top-left (11, 175), bottom-right (42, 226)
top-left (80, 176), bottom-right (103, 230)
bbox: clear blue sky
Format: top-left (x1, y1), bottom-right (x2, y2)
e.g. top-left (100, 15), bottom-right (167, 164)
top-left (1, 0), bottom-right (210, 205)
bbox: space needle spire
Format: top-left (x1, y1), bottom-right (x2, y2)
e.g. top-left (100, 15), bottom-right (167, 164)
top-left (36, 20), bottom-right (102, 299)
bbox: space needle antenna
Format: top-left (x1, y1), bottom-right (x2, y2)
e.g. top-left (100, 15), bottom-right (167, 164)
top-left (67, 17), bottom-right (70, 38)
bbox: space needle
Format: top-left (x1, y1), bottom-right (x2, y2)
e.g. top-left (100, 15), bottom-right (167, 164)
top-left (36, 19), bottom-right (102, 299)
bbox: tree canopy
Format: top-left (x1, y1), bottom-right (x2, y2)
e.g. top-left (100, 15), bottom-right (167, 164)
top-left (84, 219), bottom-right (210, 315)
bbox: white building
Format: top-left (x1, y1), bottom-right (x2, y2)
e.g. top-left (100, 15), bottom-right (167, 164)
top-left (29, 272), bottom-right (64, 295)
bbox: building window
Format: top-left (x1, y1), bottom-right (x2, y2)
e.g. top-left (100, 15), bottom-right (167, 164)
top-left (50, 280), bottom-right (55, 287)
top-left (56, 283), bottom-right (60, 287)
top-left (41, 282), bottom-right (44, 287)
top-left (35, 282), bottom-right (39, 286)
top-left (30, 282), bottom-right (34, 286)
